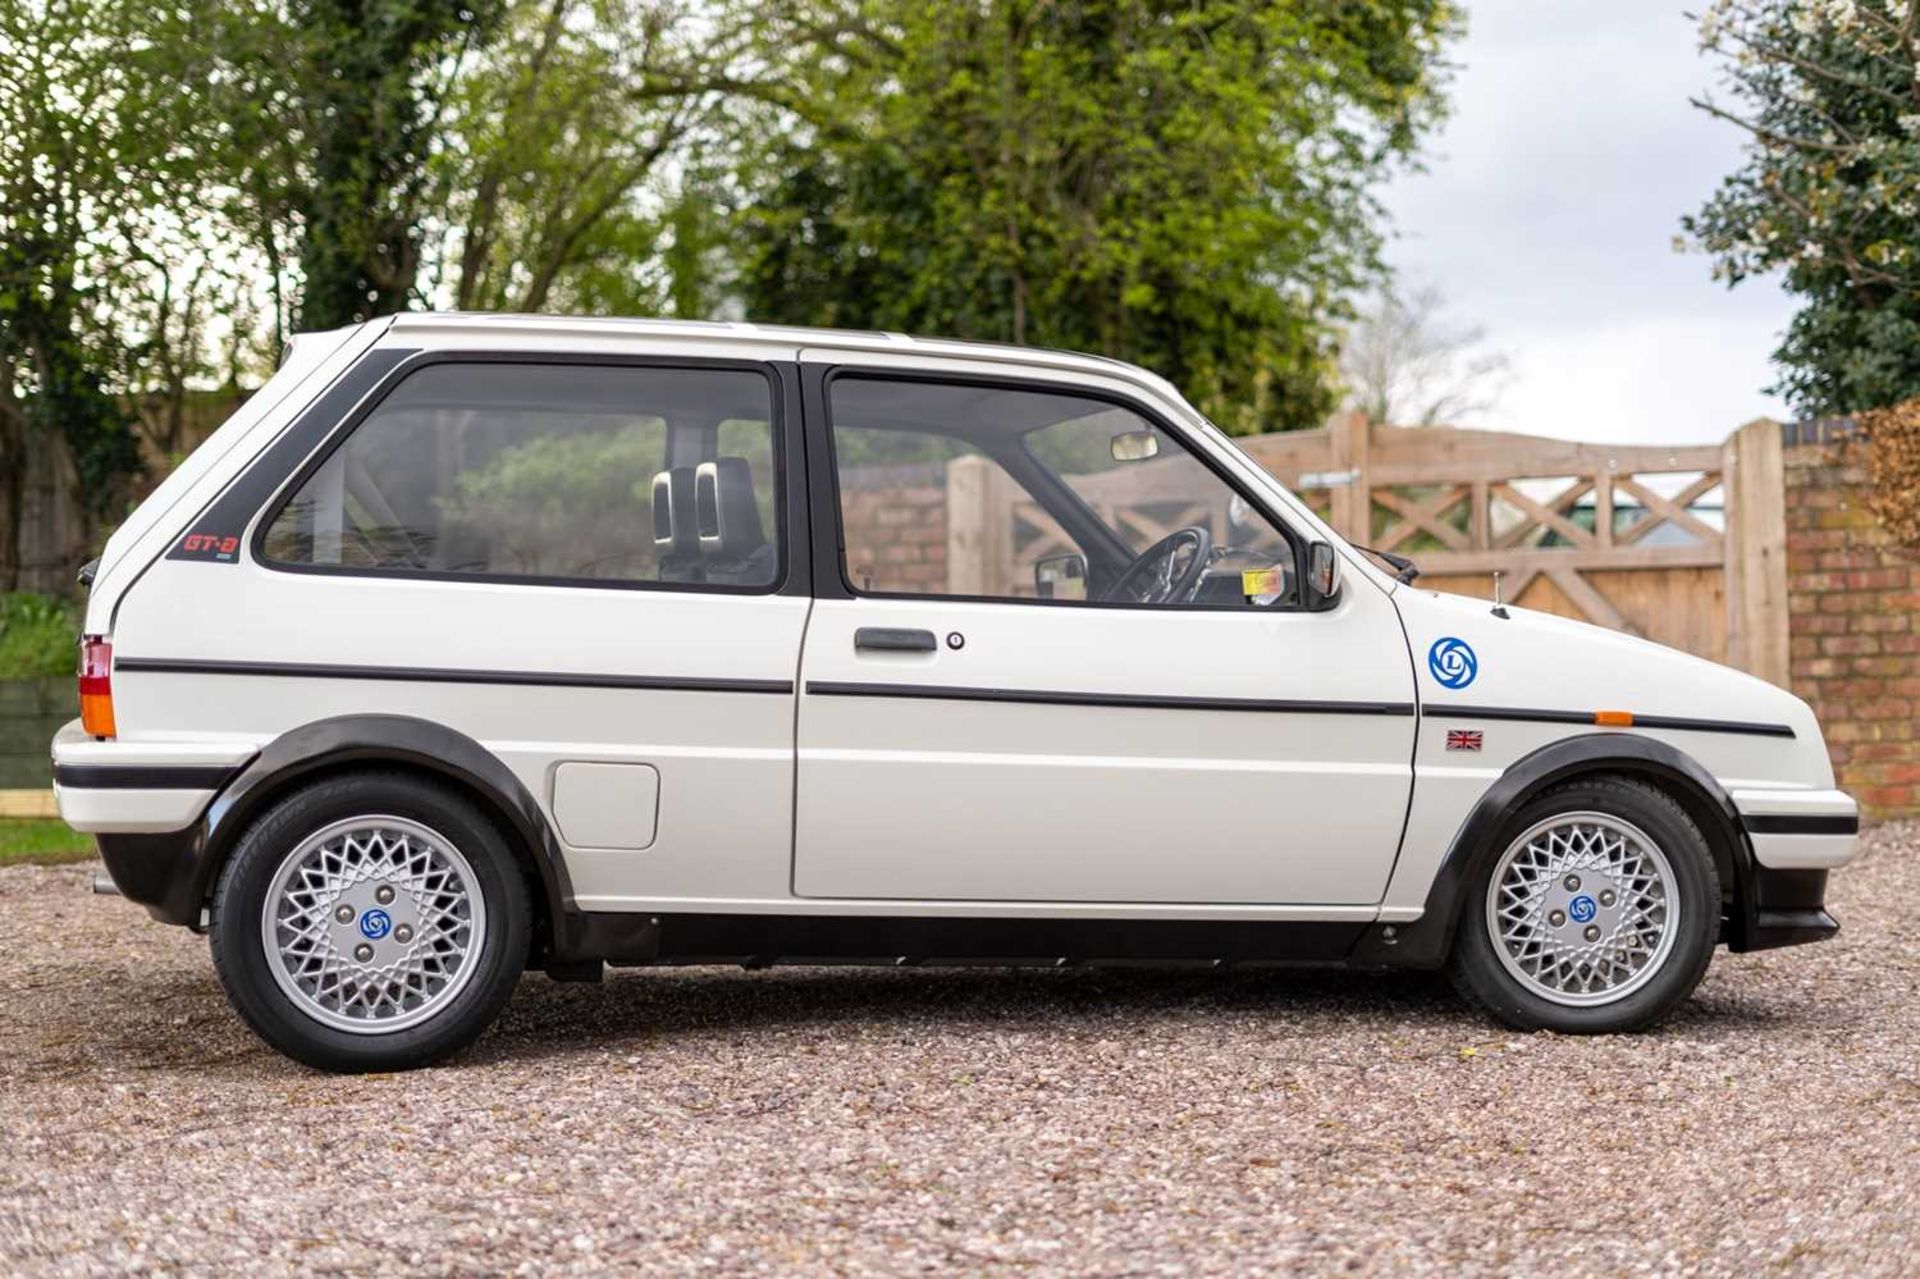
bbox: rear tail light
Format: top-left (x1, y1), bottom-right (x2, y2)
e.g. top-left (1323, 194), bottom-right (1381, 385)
top-left (78, 636), bottom-right (116, 738)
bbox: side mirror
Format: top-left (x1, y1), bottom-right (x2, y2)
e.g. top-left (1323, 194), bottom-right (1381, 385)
top-left (1033, 552), bottom-right (1088, 601)
top-left (1306, 541), bottom-right (1339, 604)
top-left (1109, 430), bottom-right (1160, 462)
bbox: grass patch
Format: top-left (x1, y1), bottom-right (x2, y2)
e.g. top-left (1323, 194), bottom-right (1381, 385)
top-left (0, 593), bottom-right (79, 679)
top-left (0, 818), bottom-right (95, 867)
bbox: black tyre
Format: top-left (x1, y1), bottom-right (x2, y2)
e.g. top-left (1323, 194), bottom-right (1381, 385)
top-left (210, 771), bottom-right (530, 1071)
top-left (1448, 774), bottom-right (1719, 1033)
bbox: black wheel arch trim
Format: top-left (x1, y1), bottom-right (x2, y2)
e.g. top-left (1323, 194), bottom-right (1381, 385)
top-left (1350, 732), bottom-right (1762, 968)
top-left (96, 714), bottom-right (606, 963)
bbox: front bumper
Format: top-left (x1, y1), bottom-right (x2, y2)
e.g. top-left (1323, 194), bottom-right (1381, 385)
top-left (1732, 787), bottom-right (1861, 869)
top-left (1740, 867), bottom-right (1840, 951)
top-left (1724, 788), bottom-right (1856, 952)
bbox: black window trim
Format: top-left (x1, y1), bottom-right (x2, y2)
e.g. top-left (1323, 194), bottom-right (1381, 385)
top-left (247, 348), bottom-right (798, 599)
top-left (811, 364), bottom-right (1317, 615)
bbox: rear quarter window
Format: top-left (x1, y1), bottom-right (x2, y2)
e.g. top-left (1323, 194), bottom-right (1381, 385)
top-left (259, 362), bottom-right (781, 591)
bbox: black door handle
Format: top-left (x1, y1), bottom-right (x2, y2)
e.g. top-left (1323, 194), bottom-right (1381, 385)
top-left (854, 627), bottom-right (937, 653)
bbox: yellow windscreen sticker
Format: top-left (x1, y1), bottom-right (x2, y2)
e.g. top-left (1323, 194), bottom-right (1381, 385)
top-left (1241, 567), bottom-right (1282, 597)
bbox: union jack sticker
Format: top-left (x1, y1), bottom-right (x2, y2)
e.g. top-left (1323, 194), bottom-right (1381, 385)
top-left (1446, 729), bottom-right (1484, 752)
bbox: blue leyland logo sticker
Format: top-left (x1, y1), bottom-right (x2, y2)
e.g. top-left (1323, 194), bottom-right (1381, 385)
top-left (1428, 637), bottom-right (1478, 689)
top-left (1568, 895), bottom-right (1598, 924)
top-left (359, 909), bottom-right (393, 941)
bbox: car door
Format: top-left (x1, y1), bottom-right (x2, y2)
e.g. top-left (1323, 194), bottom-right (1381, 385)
top-left (792, 360), bottom-right (1418, 906)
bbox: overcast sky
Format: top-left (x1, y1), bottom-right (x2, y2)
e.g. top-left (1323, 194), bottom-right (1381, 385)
top-left (1379, 0), bottom-right (1795, 444)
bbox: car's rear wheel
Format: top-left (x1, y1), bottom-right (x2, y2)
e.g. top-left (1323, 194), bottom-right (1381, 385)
top-left (1449, 775), bottom-right (1719, 1033)
top-left (210, 772), bottom-right (530, 1071)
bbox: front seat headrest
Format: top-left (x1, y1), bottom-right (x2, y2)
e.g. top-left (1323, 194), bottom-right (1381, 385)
top-left (694, 457), bottom-right (766, 558)
top-left (650, 466), bottom-right (701, 558)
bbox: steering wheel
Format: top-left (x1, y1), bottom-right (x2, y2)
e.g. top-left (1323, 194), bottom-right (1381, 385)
top-left (1101, 526), bottom-right (1214, 605)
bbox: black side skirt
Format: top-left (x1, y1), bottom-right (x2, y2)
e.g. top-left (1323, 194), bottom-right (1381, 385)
top-left (560, 913), bottom-right (1369, 971)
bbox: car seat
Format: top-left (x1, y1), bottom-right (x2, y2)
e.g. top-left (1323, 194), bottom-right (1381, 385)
top-left (651, 465), bottom-right (705, 583)
top-left (695, 457), bottom-right (775, 587)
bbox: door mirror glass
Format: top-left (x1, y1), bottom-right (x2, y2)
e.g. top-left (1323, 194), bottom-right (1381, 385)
top-left (1033, 552), bottom-right (1089, 601)
top-left (1306, 541), bottom-right (1339, 603)
top-left (1109, 429), bottom-right (1160, 463)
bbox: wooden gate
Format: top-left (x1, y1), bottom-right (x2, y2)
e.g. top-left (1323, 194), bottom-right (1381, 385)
top-left (1238, 413), bottom-right (1789, 686)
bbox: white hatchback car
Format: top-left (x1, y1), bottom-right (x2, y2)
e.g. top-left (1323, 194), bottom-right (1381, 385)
top-left (57, 315), bottom-right (1858, 1071)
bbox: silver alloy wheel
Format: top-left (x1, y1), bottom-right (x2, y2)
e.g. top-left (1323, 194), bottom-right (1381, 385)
top-left (260, 816), bottom-right (486, 1034)
top-left (1485, 811), bottom-right (1680, 1007)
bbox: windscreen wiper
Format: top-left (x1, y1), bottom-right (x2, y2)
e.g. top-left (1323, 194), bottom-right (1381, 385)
top-left (1355, 544), bottom-right (1420, 584)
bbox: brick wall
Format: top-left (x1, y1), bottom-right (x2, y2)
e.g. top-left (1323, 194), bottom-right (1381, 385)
top-left (1783, 427), bottom-right (1920, 819)
top-left (838, 463), bottom-right (950, 593)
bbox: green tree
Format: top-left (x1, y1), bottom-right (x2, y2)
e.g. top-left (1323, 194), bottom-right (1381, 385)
top-left (1687, 0), bottom-right (1920, 417)
top-left (425, 0), bottom-right (749, 315)
top-left (0, 0), bottom-right (219, 585)
top-left (286, 0), bottom-right (502, 331)
top-left (733, 0), bottom-right (1457, 433)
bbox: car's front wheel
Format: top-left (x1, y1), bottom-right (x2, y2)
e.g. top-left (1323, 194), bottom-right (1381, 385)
top-left (210, 771), bottom-right (530, 1071)
top-left (1449, 775), bottom-right (1719, 1033)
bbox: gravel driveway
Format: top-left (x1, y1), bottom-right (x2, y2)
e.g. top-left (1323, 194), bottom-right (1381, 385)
top-left (2, 829), bottom-right (1916, 1276)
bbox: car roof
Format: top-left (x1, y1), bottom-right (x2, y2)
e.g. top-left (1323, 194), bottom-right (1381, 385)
top-left (379, 312), bottom-right (1181, 400)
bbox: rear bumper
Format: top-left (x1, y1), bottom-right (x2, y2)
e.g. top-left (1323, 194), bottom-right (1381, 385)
top-left (50, 719), bottom-right (253, 833)
top-left (51, 720), bottom-right (257, 923)
top-left (93, 830), bottom-right (213, 925)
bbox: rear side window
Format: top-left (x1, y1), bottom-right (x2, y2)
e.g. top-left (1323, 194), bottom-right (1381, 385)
top-left (260, 362), bottom-right (780, 590)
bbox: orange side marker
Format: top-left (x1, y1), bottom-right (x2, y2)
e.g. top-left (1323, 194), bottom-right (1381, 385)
top-left (1593, 710), bottom-right (1634, 727)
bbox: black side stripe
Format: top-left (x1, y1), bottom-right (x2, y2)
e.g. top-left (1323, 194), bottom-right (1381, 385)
top-left (1422, 704), bottom-right (1796, 739)
top-left (1629, 713), bottom-right (1797, 738)
top-left (54, 764), bottom-right (238, 790)
top-left (114, 658), bottom-right (793, 696)
top-left (1742, 813), bottom-right (1859, 836)
top-left (805, 681), bottom-right (1416, 716)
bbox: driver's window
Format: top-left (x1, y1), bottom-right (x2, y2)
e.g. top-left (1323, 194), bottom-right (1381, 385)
top-left (828, 376), bottom-right (1299, 608)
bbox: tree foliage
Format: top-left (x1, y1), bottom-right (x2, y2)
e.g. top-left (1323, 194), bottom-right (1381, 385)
top-left (0, 0), bottom-right (227, 583)
top-left (1862, 395), bottom-right (1920, 543)
top-left (1687, 0), bottom-right (1920, 417)
top-left (281, 0), bottom-right (503, 330)
top-left (734, 0), bottom-right (1457, 433)
top-left (425, 0), bottom-right (747, 315)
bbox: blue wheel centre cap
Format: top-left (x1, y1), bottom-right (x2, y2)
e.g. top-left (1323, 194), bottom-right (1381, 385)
top-left (359, 908), bottom-right (393, 940)
top-left (1567, 894), bottom-right (1598, 924)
